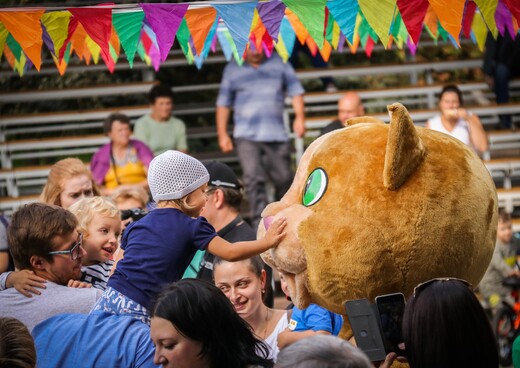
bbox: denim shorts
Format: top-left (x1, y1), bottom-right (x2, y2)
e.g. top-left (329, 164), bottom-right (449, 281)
top-left (91, 286), bottom-right (150, 325)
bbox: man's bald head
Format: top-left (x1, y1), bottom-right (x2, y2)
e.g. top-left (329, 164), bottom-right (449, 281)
top-left (337, 92), bottom-right (365, 124)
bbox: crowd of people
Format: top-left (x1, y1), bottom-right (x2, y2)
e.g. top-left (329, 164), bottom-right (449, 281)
top-left (0, 44), bottom-right (518, 368)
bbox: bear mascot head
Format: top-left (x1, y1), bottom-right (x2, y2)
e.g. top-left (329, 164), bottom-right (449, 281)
top-left (259, 103), bottom-right (497, 333)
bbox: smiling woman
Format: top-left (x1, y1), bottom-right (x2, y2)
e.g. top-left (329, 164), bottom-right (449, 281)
top-left (40, 157), bottom-right (101, 209)
top-left (213, 256), bottom-right (290, 361)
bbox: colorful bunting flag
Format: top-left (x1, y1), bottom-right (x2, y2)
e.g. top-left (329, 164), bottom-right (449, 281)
top-left (257, 0), bottom-right (285, 43)
top-left (0, 23), bottom-right (8, 60)
top-left (213, 1), bottom-right (258, 59)
top-left (504, 0), bottom-right (520, 24)
top-left (184, 7), bottom-right (217, 56)
top-left (397, 0), bottom-right (428, 45)
top-left (283, 0), bottom-right (327, 47)
top-left (113, 10), bottom-right (144, 68)
top-left (358, 0), bottom-right (396, 48)
top-left (474, 0), bottom-right (498, 36)
top-left (41, 11), bottom-right (71, 58)
top-left (140, 3), bottom-right (189, 62)
top-left (428, 0), bottom-right (465, 45)
top-left (327, 0), bottom-right (358, 44)
top-left (0, 9), bottom-right (45, 70)
top-left (462, 1), bottom-right (478, 38)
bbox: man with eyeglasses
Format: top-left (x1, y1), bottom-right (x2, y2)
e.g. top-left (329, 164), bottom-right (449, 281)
top-left (0, 203), bottom-right (101, 332)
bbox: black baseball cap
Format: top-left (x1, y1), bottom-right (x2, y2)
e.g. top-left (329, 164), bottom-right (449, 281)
top-left (204, 161), bottom-right (242, 190)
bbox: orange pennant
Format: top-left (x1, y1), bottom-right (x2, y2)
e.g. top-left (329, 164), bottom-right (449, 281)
top-left (70, 22), bottom-right (88, 61)
top-left (184, 7), bottom-right (217, 56)
top-left (3, 44), bottom-right (15, 69)
top-left (305, 36), bottom-right (318, 56)
top-left (428, 0), bottom-right (465, 45)
top-left (0, 10), bottom-right (44, 70)
top-left (110, 26), bottom-right (120, 56)
top-left (285, 8), bottom-right (309, 45)
top-left (251, 15), bottom-right (267, 52)
top-left (319, 39), bottom-right (332, 62)
top-left (423, 5), bottom-right (439, 38)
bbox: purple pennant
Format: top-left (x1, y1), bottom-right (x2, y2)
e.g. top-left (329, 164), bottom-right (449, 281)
top-left (257, 0), bottom-right (286, 43)
top-left (41, 22), bottom-right (55, 56)
top-left (140, 3), bottom-right (189, 62)
top-left (495, 0), bottom-right (516, 38)
top-left (407, 36), bottom-right (417, 55)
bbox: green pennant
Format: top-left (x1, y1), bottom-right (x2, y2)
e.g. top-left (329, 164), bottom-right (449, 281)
top-left (283, 0), bottom-right (327, 47)
top-left (176, 18), bottom-right (194, 64)
top-left (437, 22), bottom-right (449, 42)
top-left (113, 10), bottom-right (144, 68)
top-left (63, 42), bottom-right (71, 64)
top-left (358, 12), bottom-right (378, 47)
top-left (325, 12), bottom-right (335, 44)
top-left (6, 33), bottom-right (23, 60)
top-left (136, 41), bottom-right (146, 62)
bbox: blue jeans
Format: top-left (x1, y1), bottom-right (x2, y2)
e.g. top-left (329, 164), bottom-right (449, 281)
top-left (235, 139), bottom-right (293, 228)
top-left (495, 62), bottom-right (512, 129)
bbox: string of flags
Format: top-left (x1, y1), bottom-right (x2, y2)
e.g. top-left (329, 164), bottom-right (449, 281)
top-left (0, 0), bottom-right (519, 77)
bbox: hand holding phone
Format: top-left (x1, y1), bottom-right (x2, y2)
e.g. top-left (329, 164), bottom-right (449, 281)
top-left (375, 293), bottom-right (406, 356)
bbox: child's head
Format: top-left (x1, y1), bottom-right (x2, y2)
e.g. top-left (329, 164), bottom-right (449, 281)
top-left (68, 197), bottom-right (121, 266)
top-left (110, 186), bottom-right (149, 211)
top-left (497, 209), bottom-right (513, 244)
top-left (148, 150), bottom-right (210, 217)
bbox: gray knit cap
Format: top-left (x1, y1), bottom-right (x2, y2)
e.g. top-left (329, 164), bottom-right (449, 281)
top-left (148, 150), bottom-right (209, 202)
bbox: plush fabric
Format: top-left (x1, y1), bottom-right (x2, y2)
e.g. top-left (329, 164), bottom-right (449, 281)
top-left (259, 103), bottom-right (497, 338)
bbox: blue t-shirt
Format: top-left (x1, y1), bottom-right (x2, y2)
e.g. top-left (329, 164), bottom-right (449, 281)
top-left (109, 208), bottom-right (217, 309)
top-left (289, 303), bottom-right (343, 335)
top-left (32, 311), bottom-right (159, 368)
top-left (216, 53), bottom-right (305, 142)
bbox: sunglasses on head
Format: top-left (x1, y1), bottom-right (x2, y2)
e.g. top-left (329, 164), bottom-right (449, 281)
top-left (48, 233), bottom-right (83, 261)
top-left (413, 277), bottom-right (472, 299)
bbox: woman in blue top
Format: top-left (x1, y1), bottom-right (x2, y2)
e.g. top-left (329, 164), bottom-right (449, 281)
top-left (92, 150), bottom-right (287, 324)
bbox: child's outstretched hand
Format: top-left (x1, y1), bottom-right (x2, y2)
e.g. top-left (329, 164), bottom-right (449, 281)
top-left (67, 279), bottom-right (92, 288)
top-left (264, 216), bottom-right (287, 247)
top-left (7, 270), bottom-right (47, 297)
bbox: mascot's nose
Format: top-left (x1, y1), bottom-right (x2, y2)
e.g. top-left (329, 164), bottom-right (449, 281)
top-left (263, 216), bottom-right (274, 231)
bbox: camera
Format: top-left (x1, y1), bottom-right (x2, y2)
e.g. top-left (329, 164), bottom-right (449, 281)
top-left (120, 208), bottom-right (147, 221)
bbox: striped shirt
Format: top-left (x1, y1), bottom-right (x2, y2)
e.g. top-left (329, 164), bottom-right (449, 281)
top-left (81, 260), bottom-right (114, 290)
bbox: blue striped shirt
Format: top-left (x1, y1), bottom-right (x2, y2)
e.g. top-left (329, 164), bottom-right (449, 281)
top-left (216, 53), bottom-right (304, 142)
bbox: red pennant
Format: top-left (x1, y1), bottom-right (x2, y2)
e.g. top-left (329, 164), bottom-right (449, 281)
top-left (504, 0), bottom-right (520, 24)
top-left (68, 5), bottom-right (113, 62)
top-left (397, 0), bottom-right (429, 45)
top-left (462, 1), bottom-right (477, 38)
top-left (365, 36), bottom-right (375, 58)
top-left (59, 17), bottom-right (79, 61)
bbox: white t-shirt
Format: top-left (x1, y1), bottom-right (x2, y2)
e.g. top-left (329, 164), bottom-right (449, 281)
top-left (263, 312), bottom-right (289, 361)
top-left (427, 115), bottom-right (471, 146)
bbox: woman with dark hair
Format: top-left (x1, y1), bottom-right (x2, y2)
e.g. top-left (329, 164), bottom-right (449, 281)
top-left (0, 317), bottom-right (36, 368)
top-left (151, 278), bottom-right (273, 368)
top-left (213, 256), bottom-right (290, 360)
top-left (90, 113), bottom-right (154, 195)
top-left (425, 84), bottom-right (488, 154)
top-left (381, 278), bottom-right (499, 368)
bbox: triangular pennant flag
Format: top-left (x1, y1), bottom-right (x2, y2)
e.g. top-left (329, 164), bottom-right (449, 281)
top-left (250, 10), bottom-right (266, 52)
top-left (213, 1), bottom-right (258, 59)
top-left (474, 0), bottom-right (498, 36)
top-left (407, 36), bottom-right (418, 54)
top-left (176, 18), bottom-right (195, 64)
top-left (0, 9), bottom-right (44, 70)
top-left (496, 0), bottom-right (516, 38)
top-left (279, 15), bottom-right (297, 55)
top-left (428, 0), bottom-right (465, 45)
top-left (257, 0), bottom-right (286, 43)
top-left (41, 11), bottom-right (71, 58)
top-left (13, 50), bottom-right (26, 76)
top-left (285, 8), bottom-right (309, 45)
top-left (504, 0), bottom-right (520, 25)
top-left (110, 26), bottom-right (120, 59)
top-left (4, 43), bottom-right (15, 69)
top-left (113, 10), bottom-right (144, 68)
top-left (216, 24), bottom-right (235, 62)
top-left (462, 1), bottom-right (477, 38)
top-left (184, 7), bottom-right (217, 56)
top-left (283, 0), bottom-right (327, 47)
top-left (423, 5), bottom-right (439, 38)
top-left (358, 10), bottom-right (379, 46)
top-left (331, 20), bottom-right (341, 49)
top-left (0, 23), bottom-right (8, 60)
top-left (472, 11), bottom-right (488, 51)
top-left (261, 30), bottom-right (274, 56)
top-left (397, 0), bottom-right (428, 45)
top-left (319, 39), bottom-right (332, 61)
top-left (358, 0), bottom-right (396, 48)
top-left (140, 3), bottom-right (189, 62)
top-left (6, 33), bottom-right (22, 60)
top-left (325, 10), bottom-right (335, 44)
top-left (41, 23), bottom-right (55, 56)
top-left (69, 22), bottom-right (88, 61)
top-left (86, 36), bottom-right (101, 64)
top-left (327, 0), bottom-right (358, 44)
top-left (68, 6), bottom-right (112, 63)
top-left (194, 17), bottom-right (219, 69)
top-left (365, 35), bottom-right (375, 57)
top-left (305, 36), bottom-right (318, 56)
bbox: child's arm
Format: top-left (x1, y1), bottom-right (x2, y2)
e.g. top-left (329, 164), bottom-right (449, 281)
top-left (278, 328), bottom-right (331, 349)
top-left (207, 217), bottom-right (287, 261)
top-left (4, 270), bottom-right (47, 297)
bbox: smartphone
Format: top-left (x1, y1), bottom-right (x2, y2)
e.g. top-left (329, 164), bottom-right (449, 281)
top-left (375, 292), bottom-right (406, 356)
top-left (345, 299), bottom-right (387, 361)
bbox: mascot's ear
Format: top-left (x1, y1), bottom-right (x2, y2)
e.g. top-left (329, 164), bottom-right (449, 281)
top-left (383, 103), bottom-right (426, 190)
top-left (345, 116), bottom-right (385, 127)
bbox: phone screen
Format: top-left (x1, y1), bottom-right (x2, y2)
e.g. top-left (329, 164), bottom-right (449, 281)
top-left (375, 293), bottom-right (406, 355)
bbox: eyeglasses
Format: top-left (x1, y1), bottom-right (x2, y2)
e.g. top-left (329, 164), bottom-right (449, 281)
top-left (413, 277), bottom-right (472, 299)
top-left (48, 233), bottom-right (83, 261)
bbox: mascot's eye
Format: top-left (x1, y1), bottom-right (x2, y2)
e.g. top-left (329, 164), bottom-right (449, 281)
top-left (302, 168), bottom-right (328, 207)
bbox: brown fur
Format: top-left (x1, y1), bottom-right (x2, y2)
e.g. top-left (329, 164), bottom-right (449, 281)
top-left (259, 104), bottom-right (497, 341)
